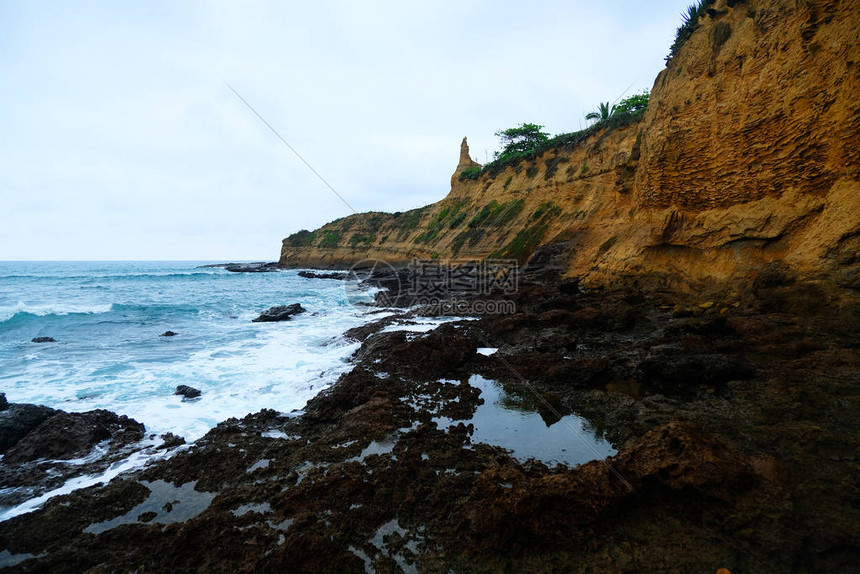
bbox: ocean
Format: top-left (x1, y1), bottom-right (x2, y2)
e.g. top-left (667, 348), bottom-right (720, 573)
top-left (0, 261), bottom-right (373, 442)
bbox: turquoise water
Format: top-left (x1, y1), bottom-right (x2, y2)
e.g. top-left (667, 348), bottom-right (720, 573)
top-left (0, 261), bottom-right (371, 440)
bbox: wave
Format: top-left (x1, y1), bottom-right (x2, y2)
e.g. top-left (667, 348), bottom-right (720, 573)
top-left (0, 302), bottom-right (203, 324)
top-left (0, 303), bottom-right (114, 323)
top-left (109, 303), bottom-right (202, 315)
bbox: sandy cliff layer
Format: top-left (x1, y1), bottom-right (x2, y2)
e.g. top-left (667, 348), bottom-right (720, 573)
top-left (280, 0), bottom-right (859, 294)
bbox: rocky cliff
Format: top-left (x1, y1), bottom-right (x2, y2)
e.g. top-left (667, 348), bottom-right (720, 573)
top-left (280, 0), bottom-right (859, 294)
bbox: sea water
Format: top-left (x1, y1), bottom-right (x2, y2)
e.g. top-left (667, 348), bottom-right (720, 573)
top-left (0, 261), bottom-right (373, 442)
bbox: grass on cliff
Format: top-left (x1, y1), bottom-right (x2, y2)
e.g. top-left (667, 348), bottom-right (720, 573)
top-left (491, 201), bottom-right (563, 263)
top-left (480, 110), bottom-right (646, 178)
top-left (666, 0), bottom-right (715, 61)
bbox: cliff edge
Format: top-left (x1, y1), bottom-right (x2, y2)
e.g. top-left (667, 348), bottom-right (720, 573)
top-left (280, 0), bottom-right (859, 295)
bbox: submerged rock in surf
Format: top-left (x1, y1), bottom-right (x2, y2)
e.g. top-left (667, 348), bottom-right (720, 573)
top-left (252, 304), bottom-right (306, 323)
top-left (175, 385), bottom-right (202, 399)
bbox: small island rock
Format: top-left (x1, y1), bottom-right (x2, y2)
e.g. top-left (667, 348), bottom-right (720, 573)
top-left (252, 304), bottom-right (306, 323)
top-left (174, 385), bottom-right (202, 399)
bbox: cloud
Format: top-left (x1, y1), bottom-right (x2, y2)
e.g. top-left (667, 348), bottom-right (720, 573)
top-left (0, 0), bottom-right (689, 260)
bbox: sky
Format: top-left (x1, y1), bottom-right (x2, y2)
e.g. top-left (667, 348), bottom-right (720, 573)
top-left (1, 1), bottom-right (692, 261)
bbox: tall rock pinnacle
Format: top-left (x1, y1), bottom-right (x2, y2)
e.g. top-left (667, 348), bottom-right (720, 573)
top-left (450, 137), bottom-right (482, 190)
top-left (457, 137), bottom-right (481, 171)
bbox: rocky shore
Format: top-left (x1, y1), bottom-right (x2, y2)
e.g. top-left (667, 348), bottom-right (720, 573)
top-left (1, 274), bottom-right (857, 572)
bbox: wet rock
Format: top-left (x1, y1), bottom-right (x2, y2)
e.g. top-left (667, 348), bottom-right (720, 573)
top-left (158, 432), bottom-right (186, 449)
top-left (0, 393), bottom-right (7, 411)
top-left (3, 410), bottom-right (145, 463)
top-left (30, 337), bottom-right (56, 343)
top-left (160, 331), bottom-right (178, 337)
top-left (638, 353), bottom-right (753, 393)
top-left (200, 262), bottom-right (279, 273)
top-left (343, 315), bottom-right (410, 343)
top-left (298, 270), bottom-right (347, 280)
top-left (352, 331), bottom-right (408, 365)
top-left (0, 403), bottom-right (58, 453)
top-left (175, 385), bottom-right (201, 399)
top-left (385, 324), bottom-right (477, 377)
top-left (252, 303), bottom-right (307, 322)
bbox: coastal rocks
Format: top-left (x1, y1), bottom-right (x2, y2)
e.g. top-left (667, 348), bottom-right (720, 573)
top-left (0, 403), bottom-right (58, 453)
top-left (174, 385), bottom-right (201, 399)
top-left (297, 270), bottom-right (347, 280)
top-left (224, 262), bottom-right (279, 273)
top-left (638, 352), bottom-right (753, 394)
top-left (158, 432), bottom-right (185, 449)
top-left (352, 324), bottom-right (477, 378)
top-left (252, 303), bottom-right (306, 322)
top-left (30, 337), bottom-right (56, 343)
top-left (0, 404), bottom-right (149, 509)
top-left (199, 262), bottom-right (279, 273)
top-left (160, 331), bottom-right (178, 337)
top-left (2, 410), bottom-right (145, 464)
top-left (0, 281), bottom-right (858, 572)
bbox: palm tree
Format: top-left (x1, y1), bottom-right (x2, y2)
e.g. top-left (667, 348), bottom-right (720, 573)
top-left (586, 101), bottom-right (614, 122)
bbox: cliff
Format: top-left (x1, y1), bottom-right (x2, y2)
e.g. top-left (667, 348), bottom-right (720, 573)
top-left (280, 0), bottom-right (859, 294)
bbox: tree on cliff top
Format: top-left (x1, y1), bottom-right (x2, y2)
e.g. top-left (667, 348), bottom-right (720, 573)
top-left (586, 91), bottom-right (650, 123)
top-left (494, 123), bottom-right (549, 160)
top-left (586, 102), bottom-right (613, 122)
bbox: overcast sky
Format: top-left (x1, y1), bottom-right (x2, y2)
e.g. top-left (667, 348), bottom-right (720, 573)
top-left (1, 1), bottom-right (691, 261)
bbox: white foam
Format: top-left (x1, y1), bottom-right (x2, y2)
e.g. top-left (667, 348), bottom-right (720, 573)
top-left (2, 307), bottom-right (369, 442)
top-left (0, 437), bottom-right (171, 522)
top-left (0, 301), bottom-right (113, 322)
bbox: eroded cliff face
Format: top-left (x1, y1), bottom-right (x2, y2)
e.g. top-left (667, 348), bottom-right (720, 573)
top-left (280, 0), bottom-right (859, 294)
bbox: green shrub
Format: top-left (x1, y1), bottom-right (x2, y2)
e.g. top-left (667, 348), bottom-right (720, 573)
top-left (494, 224), bottom-right (550, 263)
top-left (393, 208), bottom-right (425, 240)
top-left (319, 230), bottom-right (341, 248)
top-left (284, 229), bottom-right (315, 247)
top-left (612, 91), bottom-right (650, 115)
top-left (666, 0), bottom-right (715, 61)
top-left (414, 228), bottom-right (439, 244)
top-left (468, 199), bottom-right (525, 229)
top-left (458, 166), bottom-right (482, 181)
top-left (348, 233), bottom-right (375, 246)
top-left (531, 202), bottom-right (562, 221)
top-left (449, 211), bottom-right (467, 228)
top-left (494, 123), bottom-right (550, 161)
top-left (479, 110), bottom-right (647, 176)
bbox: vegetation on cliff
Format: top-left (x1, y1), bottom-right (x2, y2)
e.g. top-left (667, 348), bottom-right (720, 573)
top-left (282, 0), bottom-right (858, 293)
top-left (666, 0), bottom-right (715, 61)
top-left (479, 93), bottom-right (649, 178)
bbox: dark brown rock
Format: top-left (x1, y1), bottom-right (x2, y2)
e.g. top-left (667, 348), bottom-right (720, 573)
top-left (3, 410), bottom-right (145, 463)
top-left (252, 304), bottom-right (307, 322)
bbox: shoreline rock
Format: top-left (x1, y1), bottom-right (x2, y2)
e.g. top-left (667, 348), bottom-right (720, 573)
top-left (174, 385), bottom-right (201, 399)
top-left (297, 270), bottom-right (347, 280)
top-left (0, 404), bottom-right (149, 509)
top-left (251, 304), bottom-right (306, 323)
top-left (1, 280), bottom-right (856, 572)
top-left (198, 262), bottom-right (279, 273)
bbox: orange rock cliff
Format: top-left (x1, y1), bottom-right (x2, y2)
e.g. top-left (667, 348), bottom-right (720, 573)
top-left (279, 0), bottom-right (859, 295)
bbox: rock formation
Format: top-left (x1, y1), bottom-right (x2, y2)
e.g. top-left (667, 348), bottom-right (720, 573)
top-left (280, 0), bottom-right (859, 297)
